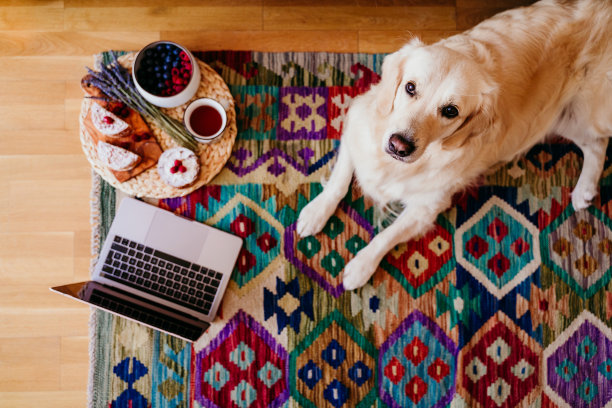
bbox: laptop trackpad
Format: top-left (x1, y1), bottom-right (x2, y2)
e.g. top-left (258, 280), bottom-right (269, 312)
top-left (145, 211), bottom-right (207, 263)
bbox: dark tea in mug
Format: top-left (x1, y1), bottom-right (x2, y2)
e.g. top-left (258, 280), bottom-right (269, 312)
top-left (189, 105), bottom-right (223, 137)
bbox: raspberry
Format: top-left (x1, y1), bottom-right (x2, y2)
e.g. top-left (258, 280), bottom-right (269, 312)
top-left (174, 160), bottom-right (182, 166)
top-left (102, 116), bottom-right (114, 124)
top-left (170, 166), bottom-right (178, 174)
top-left (179, 165), bottom-right (187, 173)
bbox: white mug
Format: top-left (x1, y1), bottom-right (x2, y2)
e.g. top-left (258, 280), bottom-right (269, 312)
top-left (183, 98), bottom-right (227, 143)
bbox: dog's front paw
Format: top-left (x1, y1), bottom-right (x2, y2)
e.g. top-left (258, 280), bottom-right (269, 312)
top-left (342, 253), bottom-right (377, 291)
top-left (296, 194), bottom-right (336, 237)
top-left (571, 185), bottom-right (597, 211)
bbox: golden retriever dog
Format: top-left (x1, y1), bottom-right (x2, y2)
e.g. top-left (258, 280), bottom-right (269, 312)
top-left (297, 0), bottom-right (612, 290)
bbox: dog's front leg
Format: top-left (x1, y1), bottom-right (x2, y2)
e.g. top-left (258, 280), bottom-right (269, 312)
top-left (342, 199), bottom-right (447, 290)
top-left (297, 145), bottom-right (354, 237)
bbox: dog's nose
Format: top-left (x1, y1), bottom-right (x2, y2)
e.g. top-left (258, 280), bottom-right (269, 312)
top-left (388, 133), bottom-right (416, 157)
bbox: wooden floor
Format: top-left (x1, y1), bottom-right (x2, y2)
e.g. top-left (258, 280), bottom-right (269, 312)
top-left (0, 0), bottom-right (533, 406)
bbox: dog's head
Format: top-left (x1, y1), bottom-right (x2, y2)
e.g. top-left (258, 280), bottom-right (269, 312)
top-left (374, 39), bottom-right (498, 163)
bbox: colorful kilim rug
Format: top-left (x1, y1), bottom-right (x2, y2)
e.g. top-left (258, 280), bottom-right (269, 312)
top-left (89, 50), bottom-right (612, 408)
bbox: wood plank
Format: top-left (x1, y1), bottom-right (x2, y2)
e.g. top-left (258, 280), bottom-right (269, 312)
top-left (162, 30), bottom-right (359, 53)
top-left (0, 129), bottom-right (83, 155)
top-left (0, 309), bottom-right (90, 338)
top-left (0, 391), bottom-right (86, 408)
top-left (0, 56), bottom-right (93, 81)
top-left (66, 0), bottom-right (260, 6)
top-left (0, 31), bottom-right (159, 56)
top-left (5, 178), bottom-right (91, 233)
top-left (0, 6), bottom-right (63, 31)
top-left (0, 283), bottom-right (87, 309)
top-left (0, 337), bottom-right (61, 392)
top-left (455, 1), bottom-right (536, 30)
top-left (0, 105), bottom-right (66, 130)
top-left (60, 336), bottom-right (89, 391)
top-left (73, 229), bottom-right (94, 282)
top-left (64, 7), bottom-right (263, 31)
top-left (264, 6), bottom-right (455, 31)
top-left (0, 80), bottom-right (65, 104)
top-left (0, 233), bottom-right (74, 285)
top-left (358, 30), bottom-right (461, 53)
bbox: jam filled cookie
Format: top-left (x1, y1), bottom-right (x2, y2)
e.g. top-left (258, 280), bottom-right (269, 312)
top-left (157, 147), bottom-right (200, 188)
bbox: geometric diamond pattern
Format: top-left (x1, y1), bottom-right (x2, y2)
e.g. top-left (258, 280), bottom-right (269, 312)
top-left (381, 221), bottom-right (454, 298)
top-left (379, 310), bottom-right (458, 408)
top-left (544, 311), bottom-right (612, 408)
top-left (458, 312), bottom-right (540, 407)
top-left (196, 311), bottom-right (288, 408)
top-left (542, 206), bottom-right (612, 299)
top-left (291, 310), bottom-right (377, 408)
top-left (456, 196), bottom-right (540, 299)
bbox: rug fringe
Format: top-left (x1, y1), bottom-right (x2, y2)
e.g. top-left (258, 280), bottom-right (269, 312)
top-left (87, 169), bottom-right (101, 408)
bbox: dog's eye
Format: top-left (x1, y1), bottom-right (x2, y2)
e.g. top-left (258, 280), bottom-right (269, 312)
top-left (405, 82), bottom-right (416, 97)
top-left (441, 105), bottom-right (459, 118)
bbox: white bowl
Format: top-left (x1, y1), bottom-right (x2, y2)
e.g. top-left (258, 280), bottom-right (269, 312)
top-left (132, 41), bottom-right (201, 108)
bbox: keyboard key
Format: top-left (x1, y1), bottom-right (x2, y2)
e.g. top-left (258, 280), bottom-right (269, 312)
top-left (136, 244), bottom-right (144, 251)
top-left (137, 261), bottom-right (144, 268)
top-left (143, 255), bottom-right (150, 262)
top-left (128, 258), bottom-right (136, 265)
top-left (144, 246), bottom-right (153, 254)
top-left (153, 249), bottom-right (191, 268)
top-left (129, 241), bottom-right (136, 248)
top-left (135, 252), bottom-right (143, 259)
top-left (158, 260), bottom-right (166, 268)
top-left (113, 236), bottom-right (122, 243)
top-left (214, 272), bottom-right (223, 281)
top-left (111, 243), bottom-right (128, 253)
top-left (102, 265), bottom-right (114, 274)
top-left (128, 249), bottom-right (135, 256)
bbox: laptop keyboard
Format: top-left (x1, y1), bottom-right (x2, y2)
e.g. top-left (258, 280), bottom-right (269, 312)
top-left (99, 235), bottom-right (224, 315)
top-left (89, 288), bottom-right (205, 341)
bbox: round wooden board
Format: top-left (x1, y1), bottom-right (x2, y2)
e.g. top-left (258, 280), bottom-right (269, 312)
top-left (79, 52), bottom-right (237, 198)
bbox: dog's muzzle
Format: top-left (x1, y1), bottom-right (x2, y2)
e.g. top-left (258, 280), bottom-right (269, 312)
top-left (387, 133), bottom-right (416, 160)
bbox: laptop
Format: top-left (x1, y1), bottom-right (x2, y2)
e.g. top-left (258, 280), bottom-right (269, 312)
top-left (51, 197), bottom-right (243, 342)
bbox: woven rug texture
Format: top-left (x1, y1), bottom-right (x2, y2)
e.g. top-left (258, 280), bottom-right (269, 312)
top-left (90, 50), bottom-right (612, 408)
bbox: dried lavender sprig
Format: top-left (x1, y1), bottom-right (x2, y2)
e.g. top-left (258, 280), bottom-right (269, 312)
top-left (85, 55), bottom-right (199, 151)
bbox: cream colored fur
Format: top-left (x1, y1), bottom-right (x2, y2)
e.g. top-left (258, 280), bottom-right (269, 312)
top-left (297, 0), bottom-right (612, 290)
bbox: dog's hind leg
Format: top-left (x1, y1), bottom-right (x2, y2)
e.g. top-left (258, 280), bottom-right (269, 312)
top-left (297, 145), bottom-right (354, 237)
top-left (572, 137), bottom-right (608, 210)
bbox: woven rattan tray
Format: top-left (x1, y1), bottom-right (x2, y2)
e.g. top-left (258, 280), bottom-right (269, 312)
top-left (80, 52), bottom-right (237, 198)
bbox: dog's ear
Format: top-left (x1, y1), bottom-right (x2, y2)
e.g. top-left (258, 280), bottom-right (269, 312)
top-left (441, 82), bottom-right (498, 149)
top-left (376, 38), bottom-right (423, 115)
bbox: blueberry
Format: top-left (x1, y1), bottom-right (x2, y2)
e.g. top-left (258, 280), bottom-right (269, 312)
top-left (157, 82), bottom-right (164, 88)
top-left (162, 64), bottom-right (169, 71)
top-left (153, 65), bottom-right (160, 72)
top-left (165, 44), bottom-right (172, 50)
top-left (155, 72), bottom-right (162, 79)
top-left (172, 60), bottom-right (179, 68)
top-left (162, 72), bottom-right (170, 80)
top-left (155, 44), bottom-right (164, 51)
top-left (172, 48), bottom-right (180, 55)
top-left (160, 52), bottom-right (167, 58)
